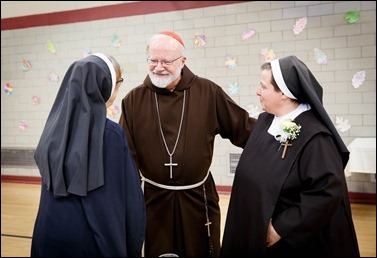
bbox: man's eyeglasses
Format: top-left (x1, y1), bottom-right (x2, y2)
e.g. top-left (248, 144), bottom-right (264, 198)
top-left (147, 56), bottom-right (182, 67)
top-left (116, 78), bottom-right (124, 84)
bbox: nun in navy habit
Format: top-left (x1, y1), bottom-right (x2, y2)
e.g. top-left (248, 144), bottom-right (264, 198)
top-left (221, 55), bottom-right (360, 257)
top-left (31, 53), bottom-right (146, 257)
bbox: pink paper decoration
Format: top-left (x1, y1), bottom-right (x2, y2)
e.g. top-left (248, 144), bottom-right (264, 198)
top-left (241, 28), bottom-right (256, 40)
top-left (293, 17), bottom-right (307, 35)
top-left (19, 120), bottom-right (28, 131)
top-left (4, 82), bottom-right (13, 95)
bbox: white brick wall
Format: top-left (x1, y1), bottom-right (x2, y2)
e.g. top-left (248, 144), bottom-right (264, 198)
top-left (1, 1), bottom-right (376, 193)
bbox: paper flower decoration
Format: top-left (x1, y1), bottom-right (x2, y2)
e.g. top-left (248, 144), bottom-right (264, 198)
top-left (335, 116), bottom-right (351, 133)
top-left (225, 54), bottom-right (237, 70)
top-left (313, 48), bottom-right (327, 64)
top-left (46, 40), bottom-right (56, 54)
top-left (4, 82), bottom-right (13, 95)
top-left (344, 11), bottom-right (360, 24)
top-left (107, 104), bottom-right (120, 118)
top-left (246, 104), bottom-right (261, 118)
top-left (351, 71), bottom-right (366, 89)
top-left (260, 48), bottom-right (276, 62)
top-left (82, 48), bottom-right (92, 58)
top-left (227, 82), bottom-right (239, 95)
top-left (241, 28), bottom-right (256, 40)
top-left (111, 34), bottom-right (122, 48)
top-left (194, 34), bottom-right (206, 47)
top-left (19, 120), bottom-right (28, 131)
top-left (48, 72), bottom-right (59, 83)
top-left (31, 95), bottom-right (41, 105)
top-left (293, 17), bottom-right (307, 35)
top-left (22, 59), bottom-right (32, 71)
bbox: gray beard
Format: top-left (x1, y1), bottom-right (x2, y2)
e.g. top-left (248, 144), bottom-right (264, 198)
top-left (149, 69), bottom-right (181, 89)
top-left (149, 74), bottom-right (173, 88)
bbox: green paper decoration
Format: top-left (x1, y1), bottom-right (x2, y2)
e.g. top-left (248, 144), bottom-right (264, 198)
top-left (344, 11), bottom-right (360, 24)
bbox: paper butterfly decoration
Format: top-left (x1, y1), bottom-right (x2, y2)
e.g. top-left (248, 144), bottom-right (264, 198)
top-left (335, 116), bottom-right (351, 133)
top-left (48, 72), bottom-right (59, 83)
top-left (351, 71), bottom-right (366, 89)
top-left (22, 59), bottom-right (32, 71)
top-left (31, 95), bottom-right (41, 105)
top-left (4, 82), bottom-right (13, 95)
top-left (313, 48), bottom-right (327, 64)
top-left (225, 54), bottom-right (238, 70)
top-left (19, 120), bottom-right (28, 131)
top-left (344, 11), bottom-right (360, 24)
top-left (46, 40), bottom-right (56, 54)
top-left (260, 48), bottom-right (276, 62)
top-left (111, 34), bottom-right (122, 48)
top-left (194, 34), bottom-right (206, 47)
top-left (293, 17), bottom-right (307, 35)
top-left (241, 28), bottom-right (256, 40)
top-left (227, 82), bottom-right (239, 95)
top-left (246, 103), bottom-right (261, 119)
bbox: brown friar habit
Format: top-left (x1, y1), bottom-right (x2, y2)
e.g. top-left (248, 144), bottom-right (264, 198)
top-left (221, 111), bottom-right (360, 257)
top-left (119, 65), bottom-right (256, 257)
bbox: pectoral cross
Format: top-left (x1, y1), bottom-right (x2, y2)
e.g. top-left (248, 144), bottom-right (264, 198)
top-left (205, 218), bottom-right (212, 237)
top-left (164, 155), bottom-right (178, 179)
top-left (281, 141), bottom-right (292, 159)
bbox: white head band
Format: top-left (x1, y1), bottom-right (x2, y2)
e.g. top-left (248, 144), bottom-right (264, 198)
top-left (91, 53), bottom-right (116, 95)
top-left (271, 59), bottom-right (297, 100)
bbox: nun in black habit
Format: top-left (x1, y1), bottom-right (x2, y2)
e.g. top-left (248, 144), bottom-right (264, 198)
top-left (31, 53), bottom-right (146, 257)
top-left (221, 55), bottom-right (360, 257)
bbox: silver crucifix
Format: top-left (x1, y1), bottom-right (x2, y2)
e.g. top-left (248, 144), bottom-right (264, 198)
top-left (164, 155), bottom-right (178, 179)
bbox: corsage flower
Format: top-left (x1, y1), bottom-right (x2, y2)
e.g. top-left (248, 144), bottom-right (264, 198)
top-left (275, 119), bottom-right (301, 159)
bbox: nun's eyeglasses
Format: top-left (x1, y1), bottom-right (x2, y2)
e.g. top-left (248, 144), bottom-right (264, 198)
top-left (117, 78), bottom-right (124, 84)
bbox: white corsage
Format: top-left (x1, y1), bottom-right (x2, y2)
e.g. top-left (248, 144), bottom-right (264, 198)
top-left (275, 119), bottom-right (301, 159)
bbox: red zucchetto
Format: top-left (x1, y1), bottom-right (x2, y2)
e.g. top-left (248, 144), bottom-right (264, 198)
top-left (159, 31), bottom-right (185, 48)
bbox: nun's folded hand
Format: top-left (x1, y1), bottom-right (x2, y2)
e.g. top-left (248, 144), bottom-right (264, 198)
top-left (266, 219), bottom-right (281, 247)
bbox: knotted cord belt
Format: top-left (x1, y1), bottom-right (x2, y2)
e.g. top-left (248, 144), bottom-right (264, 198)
top-left (140, 170), bottom-right (210, 190)
top-left (140, 170), bottom-right (215, 256)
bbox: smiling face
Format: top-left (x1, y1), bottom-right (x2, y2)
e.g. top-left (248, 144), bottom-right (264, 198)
top-left (147, 34), bottom-right (186, 91)
top-left (257, 68), bottom-right (285, 116)
top-left (257, 62), bottom-right (300, 117)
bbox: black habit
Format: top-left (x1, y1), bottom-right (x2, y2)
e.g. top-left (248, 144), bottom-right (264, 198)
top-left (221, 55), bottom-right (360, 257)
top-left (221, 111), bottom-right (359, 257)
